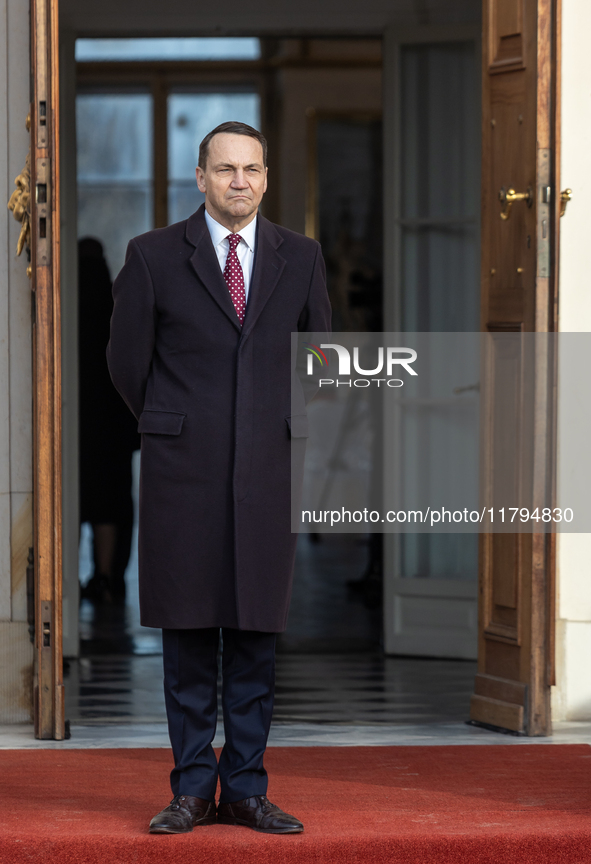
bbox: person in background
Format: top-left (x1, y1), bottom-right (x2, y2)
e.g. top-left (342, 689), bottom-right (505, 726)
top-left (78, 237), bottom-right (139, 604)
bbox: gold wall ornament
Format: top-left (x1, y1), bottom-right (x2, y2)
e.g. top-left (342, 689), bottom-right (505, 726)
top-left (7, 150), bottom-right (31, 257)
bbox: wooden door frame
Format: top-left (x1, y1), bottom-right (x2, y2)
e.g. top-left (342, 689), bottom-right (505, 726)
top-left (34, 10), bottom-right (558, 739)
top-left (532, 0), bottom-right (560, 727)
top-left (31, 0), bottom-right (64, 740)
top-left (471, 0), bottom-right (560, 736)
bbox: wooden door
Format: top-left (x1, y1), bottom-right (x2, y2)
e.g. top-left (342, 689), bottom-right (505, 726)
top-left (31, 0), bottom-right (64, 739)
top-left (471, 0), bottom-right (559, 735)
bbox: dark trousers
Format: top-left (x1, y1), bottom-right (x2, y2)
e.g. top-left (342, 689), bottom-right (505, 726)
top-left (162, 627), bottom-right (277, 803)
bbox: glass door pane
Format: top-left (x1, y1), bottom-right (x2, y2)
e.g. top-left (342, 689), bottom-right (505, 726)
top-left (167, 92), bottom-right (260, 224)
top-left (397, 42), bottom-right (481, 581)
top-left (399, 41), bottom-right (480, 333)
top-left (77, 93), bottom-right (153, 276)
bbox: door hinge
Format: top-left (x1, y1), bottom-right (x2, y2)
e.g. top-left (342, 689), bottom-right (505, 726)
top-left (537, 150), bottom-right (551, 279)
top-left (34, 157), bottom-right (51, 268)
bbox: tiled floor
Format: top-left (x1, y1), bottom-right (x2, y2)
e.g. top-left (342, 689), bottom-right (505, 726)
top-left (273, 654), bottom-right (477, 724)
top-left (64, 652), bottom-right (478, 726)
top-left (4, 719), bottom-right (591, 750)
top-left (72, 527), bottom-right (476, 728)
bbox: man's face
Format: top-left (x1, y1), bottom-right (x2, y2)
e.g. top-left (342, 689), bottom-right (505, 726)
top-left (196, 133), bottom-right (268, 227)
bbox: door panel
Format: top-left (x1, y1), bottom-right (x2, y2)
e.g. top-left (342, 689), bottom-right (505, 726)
top-left (31, 0), bottom-right (64, 739)
top-left (488, 0), bottom-right (526, 72)
top-left (473, 0), bottom-right (558, 735)
top-left (389, 579), bottom-right (478, 660)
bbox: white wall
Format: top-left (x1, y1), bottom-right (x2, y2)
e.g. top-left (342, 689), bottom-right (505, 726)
top-left (553, 0), bottom-right (591, 721)
top-left (0, 0), bottom-right (34, 722)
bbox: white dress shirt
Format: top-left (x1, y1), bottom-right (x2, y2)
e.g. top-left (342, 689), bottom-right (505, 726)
top-left (204, 209), bottom-right (257, 301)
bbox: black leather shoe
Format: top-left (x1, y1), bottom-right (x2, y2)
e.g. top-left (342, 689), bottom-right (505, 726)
top-left (217, 795), bottom-right (303, 834)
top-left (149, 795), bottom-right (216, 834)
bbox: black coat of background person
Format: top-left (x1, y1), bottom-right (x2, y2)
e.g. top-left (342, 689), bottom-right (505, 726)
top-left (107, 205), bottom-right (331, 632)
top-left (78, 239), bottom-right (140, 594)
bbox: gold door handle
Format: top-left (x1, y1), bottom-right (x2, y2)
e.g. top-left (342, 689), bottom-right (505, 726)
top-left (499, 186), bottom-right (533, 220)
top-left (560, 188), bottom-right (572, 217)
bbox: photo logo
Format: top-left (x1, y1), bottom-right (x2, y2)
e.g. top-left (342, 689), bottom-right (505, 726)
top-left (304, 343), bottom-right (329, 373)
top-left (305, 343), bottom-right (418, 388)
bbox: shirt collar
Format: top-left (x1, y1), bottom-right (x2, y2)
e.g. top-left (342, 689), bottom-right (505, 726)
top-left (204, 208), bottom-right (257, 252)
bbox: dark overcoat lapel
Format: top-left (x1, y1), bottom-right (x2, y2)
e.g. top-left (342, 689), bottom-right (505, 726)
top-left (107, 204), bottom-right (331, 631)
top-left (185, 208), bottom-right (288, 337)
top-left (186, 211), bottom-right (241, 330)
top-left (242, 218), bottom-right (286, 339)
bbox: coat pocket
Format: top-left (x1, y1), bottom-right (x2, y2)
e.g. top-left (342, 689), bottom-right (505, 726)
top-left (138, 410), bottom-right (186, 436)
top-left (285, 414), bottom-right (309, 439)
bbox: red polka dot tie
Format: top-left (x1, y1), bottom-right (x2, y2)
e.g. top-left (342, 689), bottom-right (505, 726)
top-left (223, 234), bottom-right (246, 326)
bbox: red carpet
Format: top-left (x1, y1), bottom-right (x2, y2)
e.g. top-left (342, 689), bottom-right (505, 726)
top-left (1, 745), bottom-right (591, 863)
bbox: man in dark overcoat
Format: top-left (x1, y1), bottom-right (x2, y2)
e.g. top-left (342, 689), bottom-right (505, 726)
top-left (107, 121), bottom-right (331, 835)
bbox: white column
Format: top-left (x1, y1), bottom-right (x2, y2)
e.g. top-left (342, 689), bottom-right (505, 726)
top-left (553, 0), bottom-right (591, 721)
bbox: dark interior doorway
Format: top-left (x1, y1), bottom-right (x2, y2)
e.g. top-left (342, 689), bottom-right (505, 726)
top-left (75, 35), bottom-right (385, 664)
